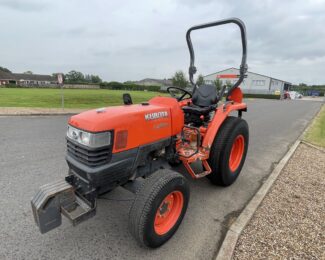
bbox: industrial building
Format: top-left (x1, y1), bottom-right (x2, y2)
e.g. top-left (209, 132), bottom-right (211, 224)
top-left (204, 68), bottom-right (291, 95)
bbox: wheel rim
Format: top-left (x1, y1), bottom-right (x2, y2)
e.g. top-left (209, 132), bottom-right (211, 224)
top-left (229, 135), bottom-right (245, 172)
top-left (154, 191), bottom-right (184, 235)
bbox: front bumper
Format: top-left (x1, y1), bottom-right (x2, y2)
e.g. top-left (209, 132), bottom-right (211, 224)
top-left (31, 180), bottom-right (96, 234)
top-left (66, 147), bottom-right (138, 194)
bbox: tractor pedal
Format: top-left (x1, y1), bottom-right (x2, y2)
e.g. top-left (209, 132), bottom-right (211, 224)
top-left (182, 159), bottom-right (212, 179)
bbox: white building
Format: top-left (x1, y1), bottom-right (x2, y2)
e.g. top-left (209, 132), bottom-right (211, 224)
top-left (204, 68), bottom-right (291, 95)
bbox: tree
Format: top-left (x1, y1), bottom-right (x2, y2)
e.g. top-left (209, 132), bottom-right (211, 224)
top-left (0, 66), bottom-right (11, 73)
top-left (196, 74), bottom-right (205, 86)
top-left (171, 71), bottom-right (188, 89)
top-left (298, 83), bottom-right (307, 88)
top-left (84, 74), bottom-right (92, 83)
top-left (64, 70), bottom-right (85, 83)
top-left (213, 78), bottom-right (222, 92)
top-left (225, 80), bottom-right (233, 89)
top-left (90, 75), bottom-right (102, 84)
top-left (23, 71), bottom-right (33, 74)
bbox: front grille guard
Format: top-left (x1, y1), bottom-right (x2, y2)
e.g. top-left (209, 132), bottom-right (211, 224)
top-left (66, 139), bottom-right (111, 167)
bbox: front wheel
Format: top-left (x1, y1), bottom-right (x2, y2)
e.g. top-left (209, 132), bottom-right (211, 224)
top-left (207, 116), bottom-right (249, 186)
top-left (128, 169), bottom-right (189, 248)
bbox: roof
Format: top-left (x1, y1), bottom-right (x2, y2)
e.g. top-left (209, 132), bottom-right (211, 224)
top-left (204, 67), bottom-right (292, 84)
top-left (0, 70), bottom-right (14, 80)
top-left (0, 71), bottom-right (56, 81)
top-left (12, 73), bottom-right (56, 81)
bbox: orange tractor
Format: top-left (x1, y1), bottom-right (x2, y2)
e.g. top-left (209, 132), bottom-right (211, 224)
top-left (31, 18), bottom-right (248, 248)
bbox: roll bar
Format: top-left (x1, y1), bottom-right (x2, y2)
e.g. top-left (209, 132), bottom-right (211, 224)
top-left (186, 18), bottom-right (247, 98)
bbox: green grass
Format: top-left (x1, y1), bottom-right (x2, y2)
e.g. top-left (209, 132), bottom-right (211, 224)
top-left (0, 88), bottom-right (166, 108)
top-left (304, 105), bottom-right (325, 147)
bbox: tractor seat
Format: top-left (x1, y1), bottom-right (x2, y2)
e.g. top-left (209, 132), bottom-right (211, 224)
top-left (182, 84), bottom-right (217, 116)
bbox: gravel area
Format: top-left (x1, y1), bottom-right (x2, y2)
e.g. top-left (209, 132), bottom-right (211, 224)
top-left (233, 143), bottom-right (325, 259)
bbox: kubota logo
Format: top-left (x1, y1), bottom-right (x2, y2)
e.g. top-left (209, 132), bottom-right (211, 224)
top-left (145, 111), bottom-right (168, 121)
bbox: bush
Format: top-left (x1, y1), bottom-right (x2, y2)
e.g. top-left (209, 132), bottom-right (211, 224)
top-left (1, 84), bottom-right (61, 89)
top-left (243, 93), bottom-right (281, 100)
top-left (100, 81), bottom-right (162, 92)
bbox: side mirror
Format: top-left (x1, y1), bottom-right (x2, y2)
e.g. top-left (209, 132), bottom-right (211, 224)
top-left (123, 93), bottom-right (133, 105)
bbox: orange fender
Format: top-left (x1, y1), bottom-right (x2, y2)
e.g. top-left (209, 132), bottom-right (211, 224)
top-left (202, 102), bottom-right (247, 150)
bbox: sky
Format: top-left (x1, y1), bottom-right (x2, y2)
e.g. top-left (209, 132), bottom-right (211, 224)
top-left (0, 0), bottom-right (325, 84)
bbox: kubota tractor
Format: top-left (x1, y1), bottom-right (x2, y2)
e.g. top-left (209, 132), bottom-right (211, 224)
top-left (31, 18), bottom-right (249, 248)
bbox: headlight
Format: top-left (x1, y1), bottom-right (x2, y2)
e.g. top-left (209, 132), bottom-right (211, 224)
top-left (67, 125), bottom-right (111, 148)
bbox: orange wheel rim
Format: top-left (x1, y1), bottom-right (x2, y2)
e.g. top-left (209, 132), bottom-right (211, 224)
top-left (154, 191), bottom-right (184, 235)
top-left (229, 135), bottom-right (245, 172)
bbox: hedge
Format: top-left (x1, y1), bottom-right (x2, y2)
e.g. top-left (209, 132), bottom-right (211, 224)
top-left (100, 81), bottom-right (162, 92)
top-left (243, 93), bottom-right (281, 99)
top-left (1, 84), bottom-right (61, 89)
top-left (1, 82), bottom-right (163, 92)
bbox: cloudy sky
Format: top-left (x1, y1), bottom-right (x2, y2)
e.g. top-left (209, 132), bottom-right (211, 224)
top-left (0, 0), bottom-right (325, 84)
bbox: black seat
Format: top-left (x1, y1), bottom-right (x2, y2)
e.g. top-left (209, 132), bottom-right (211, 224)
top-left (182, 85), bottom-right (217, 116)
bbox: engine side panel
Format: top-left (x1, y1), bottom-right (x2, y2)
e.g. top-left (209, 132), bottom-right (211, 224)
top-left (149, 97), bottom-right (184, 136)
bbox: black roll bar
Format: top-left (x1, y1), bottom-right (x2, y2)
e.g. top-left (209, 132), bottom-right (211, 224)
top-left (186, 18), bottom-right (247, 98)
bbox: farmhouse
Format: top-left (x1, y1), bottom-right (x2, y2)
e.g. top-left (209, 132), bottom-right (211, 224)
top-left (0, 71), bottom-right (57, 86)
top-left (204, 68), bottom-right (292, 95)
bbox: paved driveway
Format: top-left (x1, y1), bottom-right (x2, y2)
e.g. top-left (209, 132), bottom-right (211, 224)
top-left (0, 99), bottom-right (322, 260)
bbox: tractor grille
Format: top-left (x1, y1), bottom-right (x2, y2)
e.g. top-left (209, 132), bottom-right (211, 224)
top-left (67, 139), bottom-right (111, 167)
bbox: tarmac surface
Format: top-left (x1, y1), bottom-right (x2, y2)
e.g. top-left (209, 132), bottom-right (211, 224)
top-left (0, 99), bottom-right (322, 260)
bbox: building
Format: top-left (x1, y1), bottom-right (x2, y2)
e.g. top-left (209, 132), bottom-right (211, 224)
top-left (0, 71), bottom-right (16, 85)
top-left (0, 71), bottom-right (57, 86)
top-left (203, 68), bottom-right (291, 95)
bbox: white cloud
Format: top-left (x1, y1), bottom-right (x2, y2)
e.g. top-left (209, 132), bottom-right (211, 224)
top-left (0, 0), bottom-right (324, 84)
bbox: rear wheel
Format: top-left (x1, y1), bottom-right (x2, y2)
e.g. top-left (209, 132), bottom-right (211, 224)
top-left (128, 169), bottom-right (189, 248)
top-left (207, 116), bottom-right (249, 186)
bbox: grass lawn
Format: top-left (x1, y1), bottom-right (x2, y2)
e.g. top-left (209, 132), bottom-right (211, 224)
top-left (0, 88), bottom-right (167, 109)
top-left (304, 105), bottom-right (325, 147)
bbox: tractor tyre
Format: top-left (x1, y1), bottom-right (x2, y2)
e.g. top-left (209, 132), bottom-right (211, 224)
top-left (207, 116), bottom-right (249, 186)
top-left (128, 169), bottom-right (189, 248)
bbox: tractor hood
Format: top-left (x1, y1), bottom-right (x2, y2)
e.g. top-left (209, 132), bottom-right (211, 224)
top-left (68, 97), bottom-right (184, 152)
top-left (69, 103), bottom-right (166, 132)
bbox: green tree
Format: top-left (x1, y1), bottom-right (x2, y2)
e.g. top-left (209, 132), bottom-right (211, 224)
top-left (298, 83), bottom-right (307, 88)
top-left (196, 74), bottom-right (205, 86)
top-left (65, 70), bottom-right (85, 83)
top-left (225, 80), bottom-right (233, 89)
top-left (0, 66), bottom-right (11, 73)
top-left (90, 75), bottom-right (102, 84)
top-left (213, 78), bottom-right (222, 92)
top-left (84, 74), bottom-right (91, 83)
top-left (172, 71), bottom-right (189, 89)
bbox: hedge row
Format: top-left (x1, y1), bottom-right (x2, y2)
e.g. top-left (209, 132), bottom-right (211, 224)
top-left (243, 93), bottom-right (281, 99)
top-left (99, 81), bottom-right (162, 92)
top-left (1, 82), bottom-right (163, 92)
top-left (1, 84), bottom-right (61, 89)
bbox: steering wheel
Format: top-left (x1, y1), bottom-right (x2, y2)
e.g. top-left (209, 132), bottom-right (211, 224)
top-left (167, 87), bottom-right (192, 101)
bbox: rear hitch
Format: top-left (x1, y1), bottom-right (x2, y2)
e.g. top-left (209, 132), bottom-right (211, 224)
top-left (31, 180), bottom-right (96, 234)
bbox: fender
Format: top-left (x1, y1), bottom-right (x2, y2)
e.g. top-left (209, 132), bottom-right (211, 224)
top-left (202, 102), bottom-right (247, 150)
